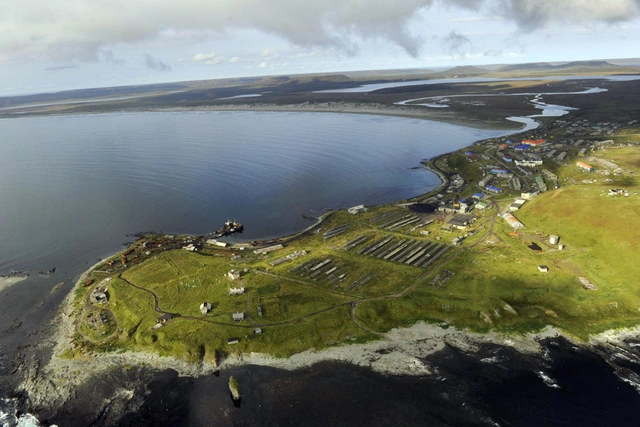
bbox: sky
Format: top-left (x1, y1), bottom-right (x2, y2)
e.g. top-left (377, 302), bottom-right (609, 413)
top-left (1, 0), bottom-right (640, 96)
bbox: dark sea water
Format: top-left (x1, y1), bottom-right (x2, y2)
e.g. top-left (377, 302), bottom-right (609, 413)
top-left (1, 111), bottom-right (639, 425)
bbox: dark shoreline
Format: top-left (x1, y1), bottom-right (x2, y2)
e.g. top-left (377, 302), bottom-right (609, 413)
top-left (37, 337), bottom-right (640, 427)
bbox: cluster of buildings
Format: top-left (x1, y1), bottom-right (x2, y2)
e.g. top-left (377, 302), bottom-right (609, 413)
top-left (446, 174), bottom-right (465, 194)
top-left (558, 118), bottom-right (636, 137)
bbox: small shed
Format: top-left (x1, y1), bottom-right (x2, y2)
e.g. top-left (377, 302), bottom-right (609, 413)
top-left (227, 338), bottom-right (239, 345)
top-left (229, 286), bottom-right (245, 296)
top-left (200, 302), bottom-right (212, 315)
top-left (254, 328), bottom-right (262, 335)
top-left (257, 307), bottom-right (263, 317)
top-left (232, 312), bottom-right (244, 322)
top-left (227, 269), bottom-right (241, 280)
top-left (538, 265), bottom-right (549, 273)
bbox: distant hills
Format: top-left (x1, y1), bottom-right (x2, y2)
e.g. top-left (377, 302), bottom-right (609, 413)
top-left (498, 60), bottom-right (616, 72)
top-left (428, 65), bottom-right (488, 77)
top-left (2, 58), bottom-right (639, 113)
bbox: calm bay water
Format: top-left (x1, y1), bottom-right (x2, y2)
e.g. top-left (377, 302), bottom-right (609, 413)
top-left (1, 111), bottom-right (639, 426)
top-left (0, 111), bottom-right (505, 276)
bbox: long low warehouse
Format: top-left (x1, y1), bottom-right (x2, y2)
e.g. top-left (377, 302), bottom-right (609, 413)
top-left (500, 212), bottom-right (524, 229)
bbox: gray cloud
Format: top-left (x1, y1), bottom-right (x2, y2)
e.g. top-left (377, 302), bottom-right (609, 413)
top-left (483, 49), bottom-right (503, 57)
top-left (103, 50), bottom-right (124, 65)
top-left (45, 63), bottom-right (77, 71)
top-left (441, 31), bottom-right (472, 55)
top-left (0, 0), bottom-right (434, 62)
top-left (1, 0), bottom-right (639, 64)
top-left (144, 54), bottom-right (171, 71)
top-left (495, 0), bottom-right (640, 31)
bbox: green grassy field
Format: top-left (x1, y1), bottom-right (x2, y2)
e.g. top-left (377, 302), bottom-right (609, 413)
top-left (70, 145), bottom-right (640, 361)
top-left (355, 151), bottom-right (640, 340)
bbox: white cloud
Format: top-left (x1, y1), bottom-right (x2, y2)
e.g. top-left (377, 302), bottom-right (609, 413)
top-left (261, 49), bottom-right (279, 60)
top-left (205, 57), bottom-right (226, 65)
top-left (229, 56), bottom-right (240, 63)
top-left (193, 52), bottom-right (217, 62)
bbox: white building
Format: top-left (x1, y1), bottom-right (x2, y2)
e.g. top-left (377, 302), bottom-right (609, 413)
top-left (200, 302), bottom-right (212, 315)
top-left (348, 204), bottom-right (369, 215)
top-left (207, 239), bottom-right (228, 247)
top-left (254, 244), bottom-right (284, 254)
top-left (229, 286), bottom-right (245, 296)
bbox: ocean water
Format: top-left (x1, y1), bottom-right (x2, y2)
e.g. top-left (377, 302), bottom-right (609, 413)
top-left (1, 111), bottom-right (639, 426)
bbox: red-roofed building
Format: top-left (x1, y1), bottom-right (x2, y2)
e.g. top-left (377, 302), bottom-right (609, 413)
top-left (522, 139), bottom-right (545, 146)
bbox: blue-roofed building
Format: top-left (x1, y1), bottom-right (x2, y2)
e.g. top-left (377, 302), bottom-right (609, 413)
top-left (465, 151), bottom-right (475, 157)
top-left (515, 144), bottom-right (530, 151)
top-left (502, 156), bottom-right (513, 162)
top-left (486, 185), bottom-right (503, 194)
top-left (491, 169), bottom-right (509, 175)
top-left (473, 193), bottom-right (484, 199)
top-left (506, 139), bottom-right (512, 143)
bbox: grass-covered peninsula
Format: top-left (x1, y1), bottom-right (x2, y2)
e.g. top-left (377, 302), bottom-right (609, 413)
top-left (65, 116), bottom-right (640, 364)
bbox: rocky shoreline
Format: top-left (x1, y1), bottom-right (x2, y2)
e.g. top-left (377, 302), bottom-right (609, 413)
top-left (18, 254), bottom-right (640, 416)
